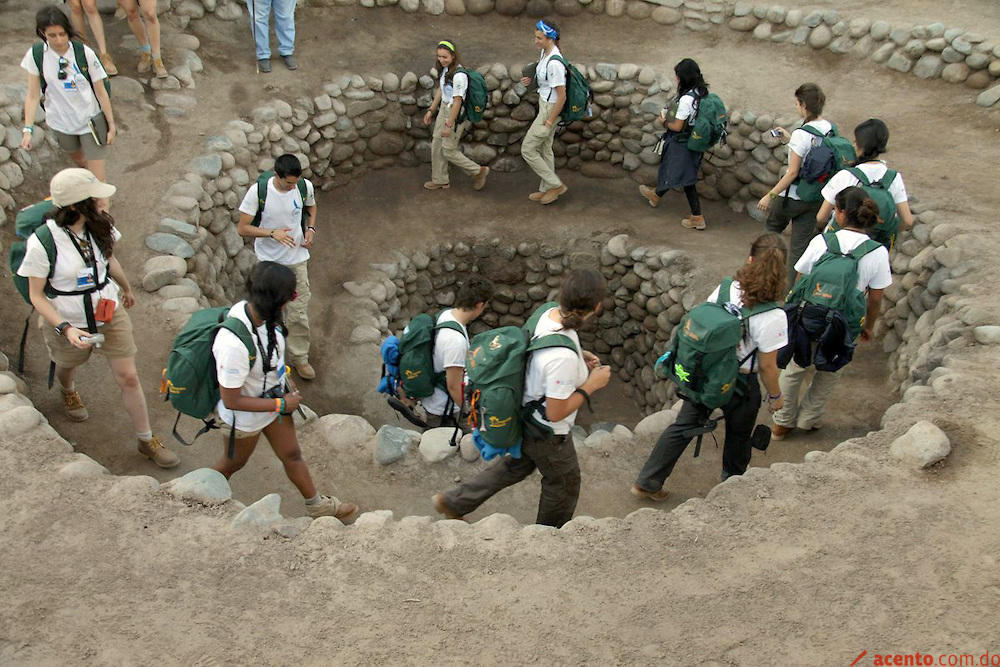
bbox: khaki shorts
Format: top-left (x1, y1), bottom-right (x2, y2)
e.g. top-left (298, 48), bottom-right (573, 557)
top-left (215, 410), bottom-right (274, 440)
top-left (41, 306), bottom-right (138, 368)
top-left (52, 115), bottom-right (109, 162)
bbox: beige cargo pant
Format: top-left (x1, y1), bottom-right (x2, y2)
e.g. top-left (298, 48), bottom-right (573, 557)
top-left (772, 358), bottom-right (844, 429)
top-left (284, 260), bottom-right (311, 365)
top-left (521, 98), bottom-right (562, 193)
top-left (430, 102), bottom-right (481, 185)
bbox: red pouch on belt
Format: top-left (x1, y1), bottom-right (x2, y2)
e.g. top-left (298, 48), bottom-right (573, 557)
top-left (95, 298), bottom-right (116, 323)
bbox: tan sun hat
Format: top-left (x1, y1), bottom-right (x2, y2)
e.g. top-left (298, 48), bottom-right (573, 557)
top-left (50, 168), bottom-right (117, 208)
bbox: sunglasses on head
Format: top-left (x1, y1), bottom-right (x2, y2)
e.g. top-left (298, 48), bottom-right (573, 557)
top-left (58, 57), bottom-right (69, 81)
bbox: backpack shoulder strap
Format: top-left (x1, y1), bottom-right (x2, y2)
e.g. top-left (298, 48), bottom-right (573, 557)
top-left (744, 300), bottom-right (781, 317)
top-left (32, 43), bottom-right (46, 96)
top-left (848, 239), bottom-right (882, 261)
top-left (548, 54), bottom-right (571, 71)
top-left (219, 317), bottom-right (257, 363)
top-left (253, 173), bottom-right (270, 227)
top-left (799, 124), bottom-right (824, 139)
top-left (435, 319), bottom-right (467, 340)
top-left (877, 169), bottom-right (898, 188)
top-left (846, 167), bottom-right (871, 186)
top-left (297, 177), bottom-right (309, 201)
top-left (823, 232), bottom-right (842, 255)
top-left (34, 222), bottom-right (58, 282)
top-left (715, 277), bottom-right (734, 305)
top-left (526, 332), bottom-right (577, 353)
top-left (72, 41), bottom-right (93, 89)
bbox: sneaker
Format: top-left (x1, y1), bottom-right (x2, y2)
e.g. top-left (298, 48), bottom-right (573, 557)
top-left (281, 55), bottom-right (298, 70)
top-left (295, 362), bottom-right (316, 380)
top-left (528, 191), bottom-right (545, 201)
top-left (137, 436), bottom-right (180, 468)
top-left (771, 423), bottom-right (792, 441)
top-left (797, 421), bottom-right (821, 432)
top-left (630, 484), bottom-right (669, 502)
top-left (306, 495), bottom-right (357, 520)
top-left (424, 181), bottom-right (450, 190)
top-left (387, 395), bottom-right (427, 428)
top-left (100, 52), bottom-right (118, 77)
top-left (137, 52), bottom-right (152, 74)
top-left (473, 166), bottom-right (490, 191)
top-left (152, 57), bottom-right (168, 79)
top-left (639, 185), bottom-right (660, 208)
top-left (540, 184), bottom-right (568, 205)
top-left (258, 59), bottom-right (272, 74)
top-left (62, 390), bottom-right (89, 422)
top-left (432, 493), bottom-right (465, 520)
top-left (681, 215), bottom-right (707, 230)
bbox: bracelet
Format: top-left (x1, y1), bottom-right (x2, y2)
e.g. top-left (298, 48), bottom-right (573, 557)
top-left (766, 392), bottom-right (782, 401)
top-left (269, 229), bottom-right (274, 238)
top-left (274, 398), bottom-right (281, 413)
top-left (22, 126), bottom-right (34, 134)
top-left (307, 226), bottom-right (316, 232)
top-left (280, 398), bottom-right (286, 414)
top-left (768, 191), bottom-right (778, 200)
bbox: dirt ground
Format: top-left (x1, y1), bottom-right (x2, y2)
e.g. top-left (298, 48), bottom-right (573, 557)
top-left (1, 0), bottom-right (999, 664)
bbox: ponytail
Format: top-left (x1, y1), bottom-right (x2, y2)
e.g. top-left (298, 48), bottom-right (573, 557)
top-left (734, 233), bottom-right (787, 308)
top-left (794, 83), bottom-right (825, 122)
top-left (834, 186), bottom-right (880, 230)
top-left (557, 268), bottom-right (606, 331)
top-left (245, 262), bottom-right (296, 371)
top-left (853, 118), bottom-right (890, 164)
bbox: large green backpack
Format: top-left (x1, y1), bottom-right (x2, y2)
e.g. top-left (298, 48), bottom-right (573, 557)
top-left (251, 171), bottom-right (310, 232)
top-left (162, 306), bottom-right (255, 451)
top-left (10, 199), bottom-right (57, 305)
top-left (794, 125), bottom-right (856, 202)
top-left (548, 55), bottom-right (593, 123)
top-left (398, 313), bottom-right (466, 399)
top-left (788, 233), bottom-right (882, 339)
top-left (466, 302), bottom-right (578, 448)
top-left (686, 93), bottom-right (728, 152)
top-left (455, 66), bottom-right (489, 124)
top-left (32, 41), bottom-right (111, 99)
top-left (827, 168), bottom-right (900, 251)
top-left (666, 278), bottom-right (779, 409)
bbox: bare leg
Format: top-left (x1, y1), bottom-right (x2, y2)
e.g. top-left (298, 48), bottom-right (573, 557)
top-left (54, 365), bottom-right (79, 390)
top-left (107, 356), bottom-right (150, 433)
top-left (70, 149), bottom-right (88, 169)
top-left (262, 416), bottom-right (317, 499)
top-left (80, 0), bottom-right (109, 54)
top-left (120, 0), bottom-right (150, 48)
top-left (140, 0), bottom-right (161, 56)
top-left (67, 0), bottom-right (90, 44)
top-left (212, 432), bottom-right (261, 478)
top-left (86, 159), bottom-right (106, 183)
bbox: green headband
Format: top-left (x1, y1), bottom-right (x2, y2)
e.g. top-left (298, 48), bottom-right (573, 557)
top-left (438, 40), bottom-right (455, 52)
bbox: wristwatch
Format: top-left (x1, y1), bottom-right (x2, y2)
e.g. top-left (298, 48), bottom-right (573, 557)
top-left (55, 321), bottom-right (72, 337)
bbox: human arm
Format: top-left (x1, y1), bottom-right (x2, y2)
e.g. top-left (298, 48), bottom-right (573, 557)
top-left (302, 181), bottom-right (317, 248)
top-left (757, 149), bottom-right (803, 211)
top-left (815, 200), bottom-right (834, 233)
top-left (545, 85), bottom-right (566, 127)
top-left (21, 74), bottom-right (42, 150)
top-left (896, 201), bottom-right (914, 232)
top-left (93, 81), bottom-right (116, 146)
top-left (107, 255), bottom-right (136, 308)
top-left (423, 88), bottom-right (442, 126)
top-left (440, 93), bottom-right (464, 138)
top-left (445, 366), bottom-right (464, 408)
top-left (28, 276), bottom-right (92, 349)
top-left (236, 211), bottom-right (295, 246)
top-left (860, 288), bottom-right (884, 342)
top-left (219, 385), bottom-right (301, 414)
top-left (757, 350), bottom-right (783, 413)
top-left (582, 350), bottom-right (600, 370)
top-left (543, 365), bottom-right (611, 423)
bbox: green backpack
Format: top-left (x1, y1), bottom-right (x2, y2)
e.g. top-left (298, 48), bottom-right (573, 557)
top-left (827, 168), bottom-right (900, 251)
top-left (787, 233), bottom-right (882, 339)
top-left (455, 67), bottom-right (489, 124)
top-left (251, 171), bottom-right (310, 232)
top-left (686, 94), bottom-right (728, 152)
top-left (666, 278), bottom-right (779, 410)
top-left (162, 306), bottom-right (255, 452)
top-left (32, 41), bottom-right (111, 99)
top-left (794, 125), bottom-right (856, 202)
top-left (548, 55), bottom-right (593, 123)
top-left (10, 199), bottom-right (57, 305)
top-left (398, 313), bottom-right (466, 399)
top-left (466, 302), bottom-right (578, 448)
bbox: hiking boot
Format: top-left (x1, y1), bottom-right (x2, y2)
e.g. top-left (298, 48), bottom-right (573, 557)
top-left (258, 59), bottom-right (272, 74)
top-left (528, 191), bottom-right (545, 202)
top-left (639, 185), bottom-right (660, 208)
top-left (474, 166), bottom-right (490, 191)
top-left (306, 495), bottom-right (357, 520)
top-left (797, 421), bottom-right (821, 432)
top-left (152, 57), bottom-right (168, 79)
top-left (100, 52), bottom-right (118, 77)
top-left (62, 390), bottom-right (89, 422)
top-left (138, 436), bottom-right (180, 469)
top-left (630, 484), bottom-right (669, 502)
top-left (295, 362), bottom-right (316, 380)
top-left (282, 55), bottom-right (298, 70)
top-left (681, 215), bottom-right (707, 230)
top-left (432, 493), bottom-right (465, 520)
top-left (540, 184), bottom-right (568, 205)
top-left (137, 52), bottom-right (152, 74)
top-left (424, 181), bottom-right (450, 190)
top-left (771, 423), bottom-right (792, 441)
top-left (387, 395), bottom-right (427, 428)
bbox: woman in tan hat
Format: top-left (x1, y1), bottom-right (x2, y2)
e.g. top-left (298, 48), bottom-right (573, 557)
top-left (16, 168), bottom-right (180, 468)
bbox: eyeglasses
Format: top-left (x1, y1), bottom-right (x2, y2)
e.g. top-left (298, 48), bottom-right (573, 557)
top-left (57, 57), bottom-right (69, 81)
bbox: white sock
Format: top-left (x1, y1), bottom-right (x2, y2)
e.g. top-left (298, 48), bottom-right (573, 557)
top-left (304, 494), bottom-right (321, 505)
top-left (58, 380), bottom-right (75, 394)
top-left (136, 430), bottom-right (153, 442)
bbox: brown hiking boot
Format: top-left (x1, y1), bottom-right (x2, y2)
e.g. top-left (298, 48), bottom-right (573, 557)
top-left (432, 493), bottom-right (465, 520)
top-left (295, 362), bottom-right (316, 380)
top-left (306, 495), bottom-right (358, 521)
top-left (100, 52), bottom-right (118, 77)
top-left (62, 390), bottom-right (89, 422)
top-left (539, 184), bottom-right (568, 205)
top-left (639, 185), bottom-right (661, 208)
top-left (137, 52), bottom-right (152, 74)
top-left (528, 191), bottom-right (545, 201)
top-left (630, 484), bottom-right (669, 502)
top-left (771, 423), bottom-right (792, 441)
top-left (152, 57), bottom-right (168, 79)
top-left (424, 181), bottom-right (449, 190)
top-left (138, 436), bottom-right (180, 468)
top-left (681, 215), bottom-right (707, 230)
top-left (473, 166), bottom-right (490, 191)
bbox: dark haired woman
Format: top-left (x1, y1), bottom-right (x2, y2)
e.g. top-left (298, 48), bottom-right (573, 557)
top-left (433, 268), bottom-right (611, 528)
top-left (21, 6), bottom-right (117, 184)
top-left (815, 118), bottom-right (914, 238)
top-left (640, 58), bottom-right (711, 230)
top-left (423, 40), bottom-right (489, 192)
top-left (17, 169), bottom-right (178, 468)
top-left (758, 83), bottom-right (831, 285)
top-left (520, 19), bottom-right (568, 205)
top-left (772, 187), bottom-right (891, 440)
top-left (632, 234), bottom-right (789, 500)
top-left (211, 261), bottom-right (358, 521)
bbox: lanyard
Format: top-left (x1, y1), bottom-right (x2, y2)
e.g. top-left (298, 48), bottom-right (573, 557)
top-left (62, 227), bottom-right (102, 333)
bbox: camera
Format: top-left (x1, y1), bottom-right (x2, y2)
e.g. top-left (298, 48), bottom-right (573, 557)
top-left (79, 333), bottom-right (105, 348)
top-left (769, 128), bottom-right (782, 138)
top-left (262, 383), bottom-right (287, 400)
top-left (750, 424), bottom-right (772, 451)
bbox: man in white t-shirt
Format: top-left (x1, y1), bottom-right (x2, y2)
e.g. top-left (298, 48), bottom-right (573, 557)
top-left (237, 154), bottom-right (318, 379)
top-left (421, 277), bottom-right (494, 428)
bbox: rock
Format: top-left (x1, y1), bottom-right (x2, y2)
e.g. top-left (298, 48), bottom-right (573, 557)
top-left (107, 475), bottom-right (160, 500)
top-left (890, 421), bottom-right (951, 468)
top-left (112, 76), bottom-right (145, 103)
top-left (634, 409), bottom-right (677, 437)
top-left (354, 509), bottom-right (393, 529)
top-left (606, 234), bottom-right (630, 258)
top-left (292, 404), bottom-right (318, 430)
top-left (941, 62), bottom-right (970, 83)
top-left (974, 325), bottom-right (1000, 345)
top-left (374, 424), bottom-right (420, 465)
top-left (0, 374), bottom-right (17, 396)
top-left (583, 430), bottom-right (616, 449)
top-left (443, 0), bottom-right (465, 14)
top-left (419, 427), bottom-right (459, 462)
top-left (651, 6), bottom-right (681, 24)
top-left (459, 433), bottom-right (480, 461)
top-left (319, 414), bottom-right (376, 452)
top-left (0, 406), bottom-right (43, 437)
top-left (976, 85), bottom-right (1000, 108)
top-left (466, 0), bottom-right (493, 13)
top-left (886, 52), bottom-right (913, 73)
top-left (190, 154), bottom-right (223, 178)
top-left (58, 455), bottom-right (109, 478)
top-left (421, 0), bottom-right (444, 13)
top-left (158, 217), bottom-right (198, 238)
top-left (350, 325), bottom-right (382, 345)
top-left (913, 54), bottom-right (944, 79)
top-left (611, 424), bottom-right (634, 441)
top-left (231, 493), bottom-right (283, 531)
top-left (589, 421), bottom-right (616, 434)
top-left (162, 468), bottom-right (232, 505)
top-left (809, 24), bottom-right (832, 49)
top-left (368, 132), bottom-right (405, 155)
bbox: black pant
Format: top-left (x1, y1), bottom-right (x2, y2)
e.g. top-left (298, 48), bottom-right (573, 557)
top-left (635, 374), bottom-right (761, 491)
top-left (654, 184), bottom-right (702, 216)
top-left (764, 197), bottom-right (822, 286)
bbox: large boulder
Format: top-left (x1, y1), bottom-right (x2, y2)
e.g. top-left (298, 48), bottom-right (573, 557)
top-left (374, 425), bottom-right (420, 465)
top-left (319, 414), bottom-right (376, 453)
top-left (635, 409), bottom-right (678, 438)
top-left (419, 427), bottom-right (459, 462)
top-left (162, 468), bottom-right (232, 505)
top-left (889, 421), bottom-right (951, 469)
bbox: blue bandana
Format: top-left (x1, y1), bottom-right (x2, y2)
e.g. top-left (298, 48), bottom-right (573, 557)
top-left (536, 20), bottom-right (558, 40)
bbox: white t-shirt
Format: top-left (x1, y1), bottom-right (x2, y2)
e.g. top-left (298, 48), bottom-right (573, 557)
top-left (675, 92), bottom-right (697, 125)
top-left (784, 119), bottom-right (833, 201)
top-left (422, 309), bottom-right (469, 417)
top-left (796, 230), bottom-right (893, 292)
top-left (21, 42), bottom-right (106, 135)
top-left (536, 46), bottom-right (567, 104)
top-left (238, 177), bottom-right (315, 266)
top-left (706, 281), bottom-right (788, 372)
top-left (17, 220), bottom-right (122, 329)
top-left (821, 162), bottom-right (908, 205)
top-left (522, 308), bottom-right (589, 435)
top-left (213, 300), bottom-right (287, 432)
top-left (439, 67), bottom-right (469, 103)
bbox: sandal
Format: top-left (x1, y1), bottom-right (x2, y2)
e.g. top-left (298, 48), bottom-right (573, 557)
top-left (387, 395), bottom-right (427, 428)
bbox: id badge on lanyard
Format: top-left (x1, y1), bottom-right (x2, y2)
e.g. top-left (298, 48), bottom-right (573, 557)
top-left (77, 267), bottom-right (96, 289)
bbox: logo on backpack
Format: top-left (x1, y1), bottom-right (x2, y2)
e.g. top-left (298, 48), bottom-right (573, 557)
top-left (685, 93), bottom-right (728, 153)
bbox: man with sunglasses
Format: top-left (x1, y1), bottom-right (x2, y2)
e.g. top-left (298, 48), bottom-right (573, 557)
top-left (236, 154), bottom-right (318, 380)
